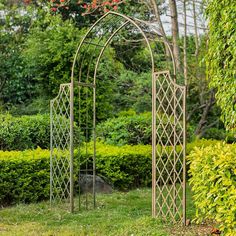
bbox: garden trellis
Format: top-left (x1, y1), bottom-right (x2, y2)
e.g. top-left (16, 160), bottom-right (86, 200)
top-left (50, 11), bottom-right (187, 225)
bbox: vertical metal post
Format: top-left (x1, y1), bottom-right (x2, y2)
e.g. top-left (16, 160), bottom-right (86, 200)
top-left (183, 86), bottom-right (187, 225)
top-left (152, 72), bottom-right (156, 218)
top-left (78, 83), bottom-right (81, 211)
top-left (70, 82), bottom-right (74, 213)
top-left (50, 101), bottom-right (53, 207)
top-left (173, 84), bottom-right (177, 216)
top-left (93, 83), bottom-right (96, 209)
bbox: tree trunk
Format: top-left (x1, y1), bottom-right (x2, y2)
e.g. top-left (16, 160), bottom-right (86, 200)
top-left (195, 90), bottom-right (215, 136)
top-left (149, 0), bottom-right (171, 60)
top-left (183, 0), bottom-right (188, 87)
top-left (169, 0), bottom-right (181, 72)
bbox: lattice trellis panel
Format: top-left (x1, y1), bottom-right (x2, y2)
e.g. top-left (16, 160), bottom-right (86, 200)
top-left (50, 83), bottom-right (73, 211)
top-left (152, 71), bottom-right (186, 224)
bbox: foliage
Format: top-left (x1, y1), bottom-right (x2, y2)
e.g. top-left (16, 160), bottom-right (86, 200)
top-left (0, 113), bottom-right (83, 151)
top-left (0, 5), bottom-right (35, 106)
top-left (8, 98), bottom-right (50, 116)
top-left (202, 128), bottom-right (236, 143)
top-left (206, 0), bottom-right (236, 131)
top-left (0, 114), bottom-right (50, 150)
top-left (0, 138), bottom-right (223, 205)
top-left (113, 71), bottom-right (152, 113)
top-left (186, 138), bottom-right (220, 154)
top-left (188, 143), bottom-right (236, 235)
top-left (97, 111), bottom-right (196, 146)
top-left (0, 148), bottom-right (50, 205)
top-left (22, 13), bottom-right (84, 97)
top-left (96, 112), bottom-right (152, 145)
top-left (22, 12), bottom-right (124, 122)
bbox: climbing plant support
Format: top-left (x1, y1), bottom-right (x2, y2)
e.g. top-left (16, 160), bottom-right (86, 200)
top-left (50, 11), bottom-right (186, 224)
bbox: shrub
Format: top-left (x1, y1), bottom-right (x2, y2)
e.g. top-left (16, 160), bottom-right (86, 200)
top-left (78, 143), bottom-right (153, 189)
top-left (0, 139), bottom-right (222, 205)
top-left (0, 148), bottom-right (50, 206)
top-left (0, 114), bottom-right (50, 150)
top-left (202, 128), bottom-right (236, 143)
top-left (0, 114), bottom-right (82, 151)
top-left (96, 112), bottom-right (152, 146)
top-left (97, 112), bottom-right (194, 146)
top-left (188, 143), bottom-right (236, 235)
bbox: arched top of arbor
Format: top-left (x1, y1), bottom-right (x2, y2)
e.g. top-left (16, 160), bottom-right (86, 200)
top-left (71, 11), bottom-right (176, 85)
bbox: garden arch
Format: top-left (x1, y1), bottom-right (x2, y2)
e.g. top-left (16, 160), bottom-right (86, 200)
top-left (50, 11), bottom-right (186, 225)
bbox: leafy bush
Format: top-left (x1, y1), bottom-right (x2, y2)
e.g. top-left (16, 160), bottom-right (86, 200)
top-left (206, 0), bottom-right (236, 131)
top-left (0, 114), bottom-right (50, 151)
top-left (78, 139), bottom-right (219, 190)
top-left (96, 112), bottom-right (152, 146)
top-left (0, 139), bottom-right (222, 205)
top-left (188, 143), bottom-right (236, 235)
top-left (0, 114), bottom-right (82, 151)
top-left (202, 128), bottom-right (236, 143)
top-left (0, 148), bottom-right (50, 206)
top-left (97, 111), bottom-right (200, 145)
top-left (78, 143), bottom-right (152, 189)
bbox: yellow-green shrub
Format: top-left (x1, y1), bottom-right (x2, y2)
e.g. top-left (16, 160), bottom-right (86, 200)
top-left (78, 143), bottom-right (153, 189)
top-left (188, 143), bottom-right (236, 235)
top-left (0, 139), bottom-right (223, 205)
top-left (0, 148), bottom-right (50, 206)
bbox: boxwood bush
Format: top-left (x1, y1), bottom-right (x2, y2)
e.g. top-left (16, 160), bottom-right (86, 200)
top-left (188, 143), bottom-right (236, 235)
top-left (0, 148), bottom-right (50, 206)
top-left (0, 139), bottom-right (223, 206)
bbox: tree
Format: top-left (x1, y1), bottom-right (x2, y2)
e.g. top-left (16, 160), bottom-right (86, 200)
top-left (0, 1), bottom-right (35, 106)
top-left (206, 0), bottom-right (236, 131)
top-left (168, 0), bottom-right (181, 71)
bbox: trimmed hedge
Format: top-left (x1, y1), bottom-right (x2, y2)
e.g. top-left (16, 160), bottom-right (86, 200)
top-left (188, 143), bottom-right (236, 235)
top-left (79, 143), bottom-right (152, 189)
top-left (0, 148), bottom-right (50, 205)
top-left (0, 139), bottom-right (222, 205)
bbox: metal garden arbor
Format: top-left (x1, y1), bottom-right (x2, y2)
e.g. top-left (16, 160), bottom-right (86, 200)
top-left (50, 12), bottom-right (187, 225)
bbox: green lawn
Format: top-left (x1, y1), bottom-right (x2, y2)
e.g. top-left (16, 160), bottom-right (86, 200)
top-left (0, 188), bottom-right (212, 236)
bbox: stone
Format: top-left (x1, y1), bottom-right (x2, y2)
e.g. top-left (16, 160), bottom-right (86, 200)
top-left (78, 174), bottom-right (113, 194)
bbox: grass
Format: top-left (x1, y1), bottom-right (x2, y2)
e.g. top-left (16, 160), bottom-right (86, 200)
top-left (0, 188), bottom-right (213, 236)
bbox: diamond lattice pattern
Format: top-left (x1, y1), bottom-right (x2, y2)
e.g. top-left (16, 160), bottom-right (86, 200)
top-left (50, 84), bottom-right (71, 203)
top-left (155, 71), bottom-right (185, 222)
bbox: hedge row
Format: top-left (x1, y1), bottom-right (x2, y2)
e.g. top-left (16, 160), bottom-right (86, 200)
top-left (0, 114), bottom-right (82, 151)
top-left (0, 139), bottom-right (222, 205)
top-left (188, 143), bottom-right (236, 235)
top-left (1, 113), bottom-right (234, 151)
top-left (0, 148), bottom-right (50, 206)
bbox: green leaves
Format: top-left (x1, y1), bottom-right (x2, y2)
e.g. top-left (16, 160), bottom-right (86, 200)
top-left (206, 0), bottom-right (236, 131)
top-left (22, 14), bottom-right (84, 97)
top-left (188, 142), bottom-right (236, 235)
top-left (0, 114), bottom-right (50, 151)
top-left (96, 112), bottom-right (152, 146)
top-left (0, 148), bottom-right (50, 206)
